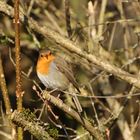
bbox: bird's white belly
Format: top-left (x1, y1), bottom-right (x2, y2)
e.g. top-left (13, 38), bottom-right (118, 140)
top-left (37, 68), bottom-right (69, 90)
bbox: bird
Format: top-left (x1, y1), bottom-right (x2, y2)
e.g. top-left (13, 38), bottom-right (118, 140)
top-left (36, 49), bottom-right (82, 112)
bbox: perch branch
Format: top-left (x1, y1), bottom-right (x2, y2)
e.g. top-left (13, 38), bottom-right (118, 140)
top-left (42, 91), bottom-right (104, 140)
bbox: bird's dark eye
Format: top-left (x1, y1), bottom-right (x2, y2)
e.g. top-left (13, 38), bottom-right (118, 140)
top-left (48, 51), bottom-right (51, 56)
top-left (40, 54), bottom-right (43, 57)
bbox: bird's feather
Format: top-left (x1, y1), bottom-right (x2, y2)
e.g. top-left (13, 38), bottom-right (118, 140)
top-left (54, 56), bottom-right (80, 92)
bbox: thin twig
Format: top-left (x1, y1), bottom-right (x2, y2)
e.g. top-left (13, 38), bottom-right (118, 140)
top-left (108, 22), bottom-right (117, 51)
top-left (98, 0), bottom-right (107, 37)
top-left (64, 90), bottom-right (140, 99)
top-left (130, 101), bottom-right (140, 135)
top-left (27, 0), bottom-right (35, 16)
top-left (0, 53), bottom-right (11, 114)
top-left (0, 130), bottom-right (12, 140)
top-left (65, 0), bottom-right (72, 37)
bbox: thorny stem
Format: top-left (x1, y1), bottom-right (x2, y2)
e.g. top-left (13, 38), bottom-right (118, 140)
top-left (14, 0), bottom-right (23, 139)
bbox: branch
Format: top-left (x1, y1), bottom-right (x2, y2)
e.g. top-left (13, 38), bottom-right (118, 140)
top-left (14, 0), bottom-right (22, 112)
top-left (0, 53), bottom-right (11, 114)
top-left (65, 0), bottom-right (72, 37)
top-left (0, 53), bottom-right (18, 140)
top-left (42, 91), bottom-right (105, 140)
top-left (11, 109), bottom-right (55, 140)
top-left (14, 0), bottom-right (23, 139)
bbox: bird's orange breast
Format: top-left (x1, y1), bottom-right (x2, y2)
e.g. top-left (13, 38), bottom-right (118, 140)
top-left (36, 54), bottom-right (55, 75)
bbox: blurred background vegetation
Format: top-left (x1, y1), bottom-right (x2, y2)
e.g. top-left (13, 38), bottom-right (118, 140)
top-left (0, 0), bottom-right (140, 140)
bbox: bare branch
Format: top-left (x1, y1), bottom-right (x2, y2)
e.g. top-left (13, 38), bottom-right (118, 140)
top-left (42, 90), bottom-right (105, 140)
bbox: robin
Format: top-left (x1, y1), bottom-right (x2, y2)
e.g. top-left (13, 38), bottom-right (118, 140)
top-left (36, 49), bottom-right (82, 112)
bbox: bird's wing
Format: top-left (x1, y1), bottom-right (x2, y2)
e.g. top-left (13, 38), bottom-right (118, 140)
top-left (54, 56), bottom-right (80, 92)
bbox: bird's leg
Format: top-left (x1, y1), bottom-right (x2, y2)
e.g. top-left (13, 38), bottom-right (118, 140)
top-left (68, 84), bottom-right (83, 113)
top-left (72, 94), bottom-right (83, 113)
